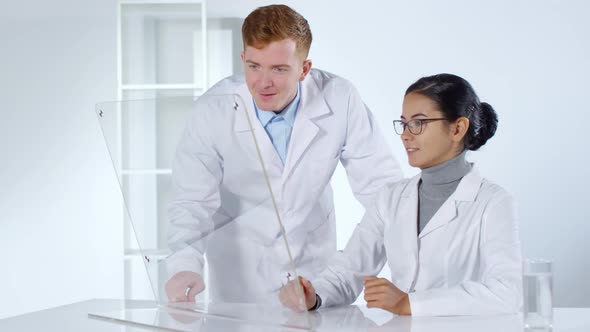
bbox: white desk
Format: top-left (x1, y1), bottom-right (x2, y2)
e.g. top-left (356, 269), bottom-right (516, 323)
top-left (1, 299), bottom-right (589, 332)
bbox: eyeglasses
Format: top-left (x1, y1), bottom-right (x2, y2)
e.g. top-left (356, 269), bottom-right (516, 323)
top-left (392, 118), bottom-right (449, 135)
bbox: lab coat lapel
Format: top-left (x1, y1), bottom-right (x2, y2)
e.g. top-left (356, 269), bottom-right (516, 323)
top-left (234, 84), bottom-right (284, 177)
top-left (418, 197), bottom-right (457, 239)
top-left (390, 176), bottom-right (420, 287)
top-left (282, 76), bottom-right (331, 183)
top-left (418, 166), bottom-right (482, 238)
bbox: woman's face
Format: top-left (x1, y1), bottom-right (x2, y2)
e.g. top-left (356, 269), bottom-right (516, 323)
top-left (400, 92), bottom-right (462, 169)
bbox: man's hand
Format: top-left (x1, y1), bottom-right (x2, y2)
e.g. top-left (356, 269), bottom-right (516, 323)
top-left (363, 276), bottom-right (411, 315)
top-left (279, 276), bottom-right (317, 312)
top-left (165, 271), bottom-right (205, 303)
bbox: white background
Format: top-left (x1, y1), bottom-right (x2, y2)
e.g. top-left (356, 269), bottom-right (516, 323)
top-left (1, 0), bottom-right (588, 319)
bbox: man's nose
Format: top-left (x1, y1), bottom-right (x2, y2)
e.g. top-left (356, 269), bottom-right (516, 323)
top-left (259, 70), bottom-right (273, 88)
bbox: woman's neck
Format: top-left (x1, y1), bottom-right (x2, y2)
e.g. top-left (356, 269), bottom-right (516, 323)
top-left (420, 150), bottom-right (471, 185)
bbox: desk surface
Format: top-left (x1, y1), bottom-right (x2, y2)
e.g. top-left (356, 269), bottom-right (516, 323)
top-left (1, 299), bottom-right (589, 332)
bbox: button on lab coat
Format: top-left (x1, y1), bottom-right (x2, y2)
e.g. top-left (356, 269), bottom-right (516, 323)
top-left (166, 69), bottom-right (403, 302)
top-left (313, 168), bottom-right (523, 316)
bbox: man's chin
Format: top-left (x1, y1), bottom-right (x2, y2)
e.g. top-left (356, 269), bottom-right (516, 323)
top-left (255, 100), bottom-right (278, 112)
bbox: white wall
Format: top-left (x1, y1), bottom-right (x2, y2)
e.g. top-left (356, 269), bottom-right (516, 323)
top-left (1, 0), bottom-right (588, 319)
top-left (0, 1), bottom-right (123, 319)
top-left (210, 0), bottom-right (590, 307)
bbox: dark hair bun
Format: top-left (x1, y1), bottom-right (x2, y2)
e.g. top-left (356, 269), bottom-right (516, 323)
top-left (467, 102), bottom-right (498, 151)
top-left (406, 74), bottom-right (499, 151)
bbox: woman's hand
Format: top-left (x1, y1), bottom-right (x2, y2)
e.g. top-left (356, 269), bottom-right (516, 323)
top-left (363, 276), bottom-right (411, 315)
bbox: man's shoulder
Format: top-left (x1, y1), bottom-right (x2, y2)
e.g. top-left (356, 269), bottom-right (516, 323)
top-left (205, 73), bottom-right (246, 95)
top-left (308, 68), bottom-right (354, 91)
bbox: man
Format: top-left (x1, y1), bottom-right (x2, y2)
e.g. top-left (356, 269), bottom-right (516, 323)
top-left (165, 4), bottom-right (402, 304)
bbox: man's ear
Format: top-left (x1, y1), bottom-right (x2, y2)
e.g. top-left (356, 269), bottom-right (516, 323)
top-left (299, 59), bottom-right (312, 81)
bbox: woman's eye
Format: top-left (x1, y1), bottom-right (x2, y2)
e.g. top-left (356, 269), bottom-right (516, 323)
top-left (408, 120), bottom-right (421, 128)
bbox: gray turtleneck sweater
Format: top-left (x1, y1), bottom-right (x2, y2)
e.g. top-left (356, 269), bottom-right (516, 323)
top-left (418, 151), bottom-right (472, 234)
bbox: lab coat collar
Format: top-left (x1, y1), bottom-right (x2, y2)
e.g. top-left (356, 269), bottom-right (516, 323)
top-left (232, 72), bottom-right (330, 130)
top-left (402, 166), bottom-right (483, 238)
top-left (233, 72), bottom-right (332, 182)
top-left (282, 72), bottom-right (332, 182)
top-left (233, 84), bottom-right (285, 178)
top-left (401, 164), bottom-right (481, 202)
top-left (234, 84), bottom-right (258, 132)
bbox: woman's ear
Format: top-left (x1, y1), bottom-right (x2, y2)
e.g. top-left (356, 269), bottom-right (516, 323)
top-left (452, 117), bottom-right (470, 143)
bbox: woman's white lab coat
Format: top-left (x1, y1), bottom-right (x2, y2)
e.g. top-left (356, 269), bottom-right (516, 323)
top-left (312, 167), bottom-right (522, 316)
top-left (166, 69), bottom-right (402, 302)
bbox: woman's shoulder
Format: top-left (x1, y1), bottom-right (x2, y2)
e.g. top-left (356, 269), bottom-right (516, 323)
top-left (475, 174), bottom-right (515, 207)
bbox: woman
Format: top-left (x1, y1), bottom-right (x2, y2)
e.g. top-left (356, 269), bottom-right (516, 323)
top-left (279, 73), bottom-right (522, 316)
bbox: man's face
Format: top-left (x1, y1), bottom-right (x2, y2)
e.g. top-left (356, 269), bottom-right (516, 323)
top-left (241, 38), bottom-right (312, 112)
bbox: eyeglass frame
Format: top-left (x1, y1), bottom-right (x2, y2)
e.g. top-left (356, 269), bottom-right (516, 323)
top-left (392, 118), bottom-right (450, 135)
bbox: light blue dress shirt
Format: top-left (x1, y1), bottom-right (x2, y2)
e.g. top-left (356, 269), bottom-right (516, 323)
top-left (254, 84), bottom-right (301, 165)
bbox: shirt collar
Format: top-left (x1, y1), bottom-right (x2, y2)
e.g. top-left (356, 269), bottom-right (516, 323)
top-left (254, 83), bottom-right (301, 127)
top-left (420, 150), bottom-right (471, 185)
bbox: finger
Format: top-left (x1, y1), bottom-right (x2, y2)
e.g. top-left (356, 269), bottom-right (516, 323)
top-left (364, 277), bottom-right (388, 286)
top-left (298, 276), bottom-right (316, 299)
top-left (165, 284), bottom-right (187, 303)
top-left (165, 282), bottom-right (180, 302)
top-left (169, 296), bottom-right (184, 303)
top-left (298, 276), bottom-right (311, 291)
top-left (364, 279), bottom-right (392, 290)
top-left (290, 278), bottom-right (307, 311)
top-left (187, 287), bottom-right (199, 303)
top-left (366, 301), bottom-right (386, 310)
top-left (362, 276), bottom-right (378, 282)
top-left (295, 285), bottom-right (308, 311)
top-left (281, 284), bottom-right (300, 312)
top-left (364, 285), bottom-right (390, 296)
top-left (285, 281), bottom-right (302, 312)
top-left (364, 292), bottom-right (386, 303)
top-left (188, 278), bottom-right (205, 293)
top-left (279, 287), bottom-right (294, 309)
top-left (366, 301), bottom-right (378, 309)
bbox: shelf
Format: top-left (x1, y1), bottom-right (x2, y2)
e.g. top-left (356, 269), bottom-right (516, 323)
top-left (115, 0), bottom-right (239, 302)
top-left (122, 169), bottom-right (172, 175)
top-left (118, 0), bottom-right (207, 87)
top-left (121, 84), bottom-right (205, 91)
top-left (121, 0), bottom-right (205, 5)
top-left (117, 0), bottom-right (207, 301)
top-left (125, 248), bottom-right (171, 260)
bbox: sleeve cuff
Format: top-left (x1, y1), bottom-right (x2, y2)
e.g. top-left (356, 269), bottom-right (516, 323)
top-left (309, 294), bottom-right (322, 311)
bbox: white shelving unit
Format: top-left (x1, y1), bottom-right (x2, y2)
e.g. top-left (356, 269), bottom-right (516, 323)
top-left (116, 0), bottom-right (209, 301)
top-left (115, 0), bottom-right (242, 301)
